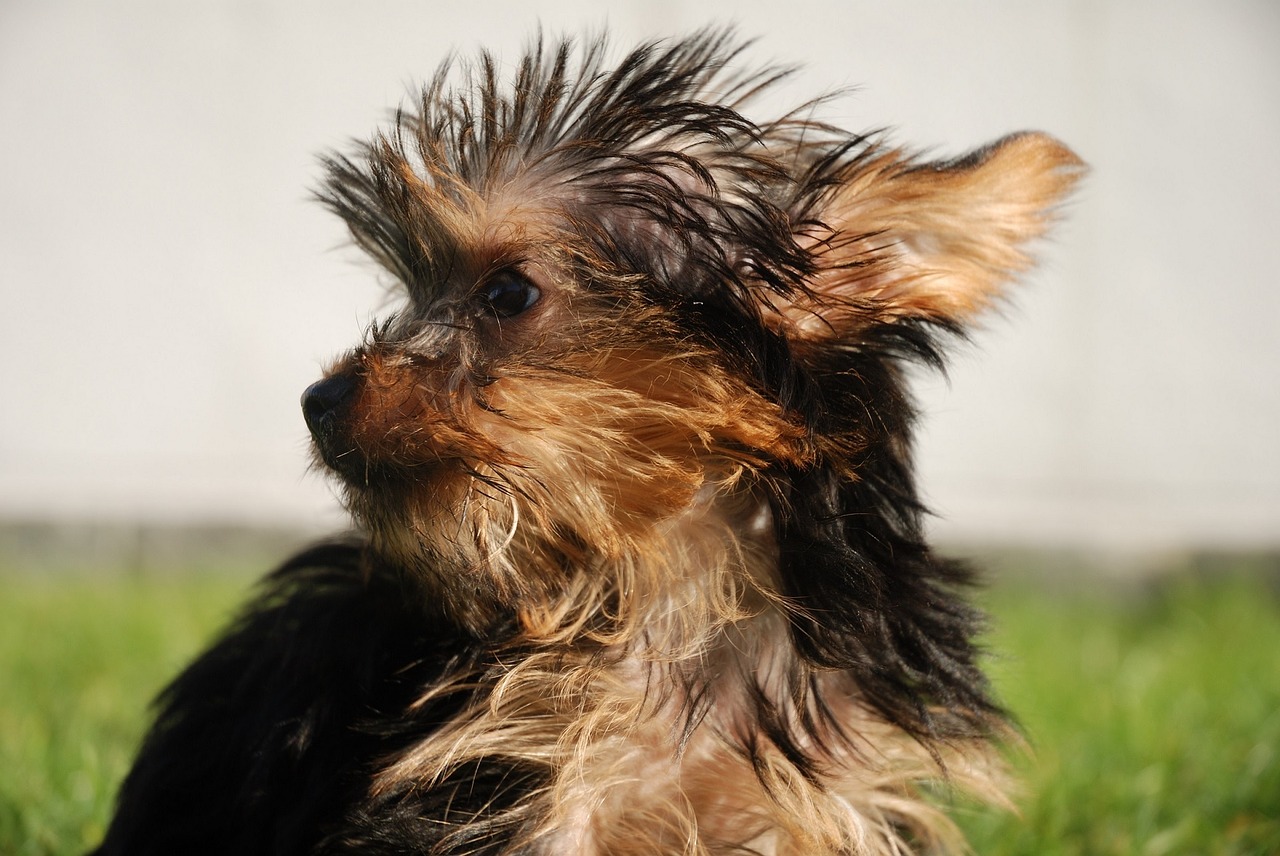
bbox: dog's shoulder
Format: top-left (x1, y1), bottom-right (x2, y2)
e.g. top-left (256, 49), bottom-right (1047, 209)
top-left (91, 540), bottom-right (478, 856)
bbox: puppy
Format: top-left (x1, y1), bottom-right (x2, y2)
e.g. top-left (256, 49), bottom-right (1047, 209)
top-left (93, 31), bottom-right (1081, 855)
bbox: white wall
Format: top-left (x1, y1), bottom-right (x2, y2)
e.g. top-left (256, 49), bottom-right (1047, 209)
top-left (2, 1), bottom-right (1277, 550)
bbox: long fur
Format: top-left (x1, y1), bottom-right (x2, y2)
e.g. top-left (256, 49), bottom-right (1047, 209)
top-left (94, 30), bottom-right (1082, 855)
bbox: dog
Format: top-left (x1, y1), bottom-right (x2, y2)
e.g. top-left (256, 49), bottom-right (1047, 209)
top-left (93, 31), bottom-right (1081, 855)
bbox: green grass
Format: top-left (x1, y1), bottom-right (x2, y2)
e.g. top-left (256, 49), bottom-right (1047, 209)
top-left (957, 575), bottom-right (1280, 855)
top-left (2, 568), bottom-right (1278, 855)
top-left (0, 573), bottom-right (252, 855)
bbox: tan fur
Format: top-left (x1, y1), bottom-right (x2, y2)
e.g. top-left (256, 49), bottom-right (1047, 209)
top-left (369, 491), bottom-right (1010, 854)
top-left (783, 133), bottom-right (1084, 334)
top-left (312, 43), bottom-right (1081, 855)
top-left (312, 129), bottom-right (1083, 855)
top-left (343, 313), bottom-right (1003, 852)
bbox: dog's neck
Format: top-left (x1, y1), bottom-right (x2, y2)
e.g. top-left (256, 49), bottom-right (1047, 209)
top-left (371, 478), bottom-right (987, 854)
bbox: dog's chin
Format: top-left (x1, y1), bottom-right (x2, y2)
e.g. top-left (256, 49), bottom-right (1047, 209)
top-left (332, 462), bottom-right (487, 547)
top-left (310, 439), bottom-right (459, 491)
top-left (310, 446), bottom-right (367, 485)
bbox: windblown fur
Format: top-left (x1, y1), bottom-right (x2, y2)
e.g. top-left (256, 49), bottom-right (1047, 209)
top-left (94, 30), bottom-right (1081, 856)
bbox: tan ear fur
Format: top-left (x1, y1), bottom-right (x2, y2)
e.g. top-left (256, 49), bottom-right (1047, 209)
top-left (803, 132), bottom-right (1084, 327)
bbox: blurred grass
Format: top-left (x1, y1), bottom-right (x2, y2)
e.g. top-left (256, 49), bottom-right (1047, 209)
top-left (0, 573), bottom-right (252, 855)
top-left (957, 573), bottom-right (1280, 855)
top-left (2, 566), bottom-right (1278, 855)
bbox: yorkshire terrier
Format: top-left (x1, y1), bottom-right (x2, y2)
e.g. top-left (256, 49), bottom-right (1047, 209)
top-left (94, 31), bottom-right (1081, 856)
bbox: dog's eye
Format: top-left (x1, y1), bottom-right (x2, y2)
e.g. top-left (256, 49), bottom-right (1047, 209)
top-left (479, 271), bottom-right (541, 318)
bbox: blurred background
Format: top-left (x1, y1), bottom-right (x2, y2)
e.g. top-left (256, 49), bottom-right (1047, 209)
top-left (2, 0), bottom-right (1278, 567)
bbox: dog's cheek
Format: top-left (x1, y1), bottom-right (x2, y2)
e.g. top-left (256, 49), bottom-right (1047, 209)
top-left (486, 356), bottom-right (802, 540)
top-left (489, 381), bottom-right (707, 547)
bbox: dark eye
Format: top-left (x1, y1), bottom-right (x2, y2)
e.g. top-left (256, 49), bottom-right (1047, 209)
top-left (479, 271), bottom-right (541, 318)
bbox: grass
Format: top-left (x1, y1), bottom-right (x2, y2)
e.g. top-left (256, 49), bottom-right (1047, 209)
top-left (956, 574), bottom-right (1280, 855)
top-left (1, 565), bottom-right (1278, 855)
top-left (0, 572), bottom-right (253, 855)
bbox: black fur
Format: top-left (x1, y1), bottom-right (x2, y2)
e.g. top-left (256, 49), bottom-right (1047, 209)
top-left (91, 542), bottom-right (540, 856)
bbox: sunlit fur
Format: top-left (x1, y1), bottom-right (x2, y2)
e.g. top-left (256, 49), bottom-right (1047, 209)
top-left (95, 30), bottom-right (1082, 856)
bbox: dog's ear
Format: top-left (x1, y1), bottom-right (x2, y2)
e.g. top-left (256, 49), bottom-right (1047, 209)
top-left (765, 133), bottom-right (1082, 739)
top-left (787, 132), bottom-right (1083, 331)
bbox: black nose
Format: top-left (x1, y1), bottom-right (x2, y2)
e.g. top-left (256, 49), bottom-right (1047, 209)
top-left (301, 374), bottom-right (357, 439)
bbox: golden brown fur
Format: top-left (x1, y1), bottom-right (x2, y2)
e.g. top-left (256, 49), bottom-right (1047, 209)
top-left (94, 30), bottom-right (1081, 856)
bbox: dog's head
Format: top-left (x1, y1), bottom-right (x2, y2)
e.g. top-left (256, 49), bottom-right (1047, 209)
top-left (304, 31), bottom-right (1080, 733)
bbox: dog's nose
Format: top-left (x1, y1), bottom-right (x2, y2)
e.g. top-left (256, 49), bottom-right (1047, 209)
top-left (301, 374), bottom-right (358, 438)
